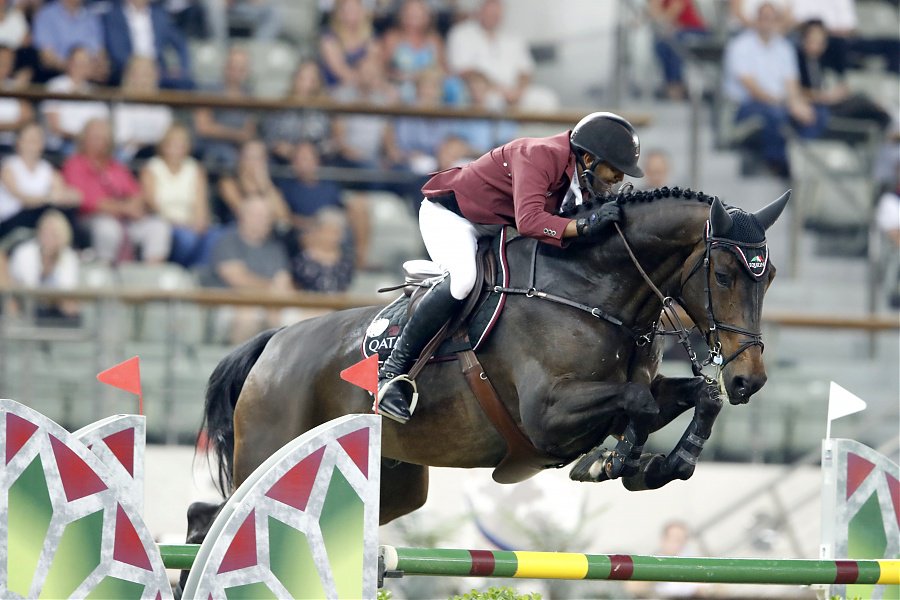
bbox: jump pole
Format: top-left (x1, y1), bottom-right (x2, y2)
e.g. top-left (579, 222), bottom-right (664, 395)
top-left (379, 546), bottom-right (900, 587)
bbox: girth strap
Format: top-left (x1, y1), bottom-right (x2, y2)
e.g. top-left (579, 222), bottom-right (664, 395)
top-left (458, 346), bottom-right (562, 484)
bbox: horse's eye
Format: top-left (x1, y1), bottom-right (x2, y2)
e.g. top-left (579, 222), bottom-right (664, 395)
top-left (715, 272), bottom-right (732, 287)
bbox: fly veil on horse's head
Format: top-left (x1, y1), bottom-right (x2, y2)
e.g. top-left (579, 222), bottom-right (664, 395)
top-left (678, 191), bottom-right (791, 404)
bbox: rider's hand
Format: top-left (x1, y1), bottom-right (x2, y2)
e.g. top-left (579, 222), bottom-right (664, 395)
top-left (576, 201), bottom-right (622, 237)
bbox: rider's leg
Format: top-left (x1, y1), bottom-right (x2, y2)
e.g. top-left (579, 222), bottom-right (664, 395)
top-left (376, 200), bottom-right (477, 423)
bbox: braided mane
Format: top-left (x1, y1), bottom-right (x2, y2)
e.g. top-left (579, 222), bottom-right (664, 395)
top-left (559, 186), bottom-right (719, 219)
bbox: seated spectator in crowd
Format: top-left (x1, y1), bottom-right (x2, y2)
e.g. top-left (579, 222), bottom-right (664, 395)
top-left (218, 138), bottom-right (291, 227)
top-left (638, 148), bottom-right (674, 189)
top-left (113, 56), bottom-right (175, 162)
top-left (0, 2), bottom-right (32, 81)
top-left (291, 206), bottom-right (354, 292)
top-left (331, 50), bottom-right (400, 177)
top-left (261, 60), bottom-right (335, 165)
top-left (387, 67), bottom-right (456, 176)
top-left (723, 1), bottom-right (826, 177)
top-left (875, 155), bottom-right (900, 308)
top-left (454, 69), bottom-right (517, 154)
top-left (319, 0), bottom-right (379, 88)
top-left (648, 0), bottom-right (708, 101)
top-left (7, 209), bottom-right (80, 323)
top-left (141, 124), bottom-right (215, 267)
top-left (42, 46), bottom-right (110, 154)
top-left (382, 0), bottom-right (454, 103)
top-left (193, 45), bottom-right (257, 171)
top-left (205, 0), bottom-right (282, 46)
top-left (63, 118), bottom-right (171, 264)
top-left (203, 195), bottom-right (292, 343)
top-left (32, 0), bottom-right (107, 83)
top-left (795, 19), bottom-right (891, 141)
top-left (102, 0), bottom-right (193, 89)
top-left (446, 0), bottom-right (557, 111)
top-left (0, 122), bottom-right (81, 243)
top-left (435, 135), bottom-right (476, 171)
top-left (0, 46), bottom-right (34, 150)
top-left (275, 141), bottom-right (370, 268)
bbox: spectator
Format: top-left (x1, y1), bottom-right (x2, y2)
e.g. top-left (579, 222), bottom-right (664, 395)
top-left (63, 118), bottom-right (171, 264)
top-left (875, 154), bottom-right (900, 308)
top-left (0, 122), bottom-right (81, 243)
top-left (32, 0), bottom-right (107, 82)
top-left (7, 209), bottom-right (81, 323)
top-left (260, 60), bottom-right (335, 165)
top-left (723, 1), bottom-right (826, 177)
top-left (382, 0), bottom-right (452, 103)
top-left (291, 206), bottom-right (354, 292)
top-left (0, 46), bottom-right (34, 149)
top-left (102, 0), bottom-right (193, 89)
top-left (205, 0), bottom-right (281, 46)
top-left (318, 0), bottom-right (379, 88)
top-left (639, 148), bottom-right (674, 189)
top-left (0, 2), bottom-right (31, 80)
top-left (331, 49), bottom-right (400, 176)
top-left (446, 0), bottom-right (556, 111)
top-left (141, 124), bottom-right (214, 267)
top-left (217, 139), bottom-right (291, 226)
top-left (113, 56), bottom-right (175, 161)
top-left (276, 141), bottom-right (370, 269)
top-left (42, 46), bottom-right (110, 154)
top-left (193, 45), bottom-right (257, 171)
top-left (454, 69), bottom-right (517, 154)
top-left (795, 19), bottom-right (891, 140)
top-left (648, 0), bottom-right (709, 101)
top-left (387, 67), bottom-right (456, 176)
top-left (625, 521), bottom-right (706, 598)
top-left (203, 195), bottom-right (292, 343)
top-left (434, 135), bottom-right (476, 171)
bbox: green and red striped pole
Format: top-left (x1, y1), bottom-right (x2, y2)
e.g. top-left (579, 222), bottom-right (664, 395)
top-left (380, 546), bottom-right (900, 586)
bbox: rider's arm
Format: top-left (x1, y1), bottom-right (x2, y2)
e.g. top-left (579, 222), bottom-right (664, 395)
top-left (509, 148), bottom-right (576, 246)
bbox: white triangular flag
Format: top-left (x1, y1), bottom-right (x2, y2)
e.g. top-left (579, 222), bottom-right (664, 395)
top-left (825, 381), bottom-right (867, 439)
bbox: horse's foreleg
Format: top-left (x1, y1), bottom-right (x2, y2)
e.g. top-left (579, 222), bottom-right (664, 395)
top-left (541, 380), bottom-right (658, 483)
top-left (624, 378), bottom-right (724, 491)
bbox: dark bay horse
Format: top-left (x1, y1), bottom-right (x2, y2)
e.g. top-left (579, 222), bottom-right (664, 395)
top-left (189, 187), bottom-right (789, 545)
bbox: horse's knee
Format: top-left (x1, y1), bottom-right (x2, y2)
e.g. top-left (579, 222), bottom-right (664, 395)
top-left (623, 383), bottom-right (659, 421)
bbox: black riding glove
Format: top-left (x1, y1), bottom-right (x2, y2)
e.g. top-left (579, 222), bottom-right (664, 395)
top-left (576, 201), bottom-right (622, 237)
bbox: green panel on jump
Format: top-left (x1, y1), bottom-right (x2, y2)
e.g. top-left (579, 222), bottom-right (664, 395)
top-left (268, 516), bottom-right (326, 599)
top-left (224, 582), bottom-right (279, 600)
top-left (319, 468), bottom-right (364, 599)
top-left (85, 576), bottom-right (146, 599)
top-left (584, 554), bottom-right (612, 579)
top-left (492, 551), bottom-right (518, 577)
top-left (7, 456), bottom-right (53, 597)
top-left (848, 492), bottom-right (891, 600)
top-left (40, 510), bottom-right (104, 599)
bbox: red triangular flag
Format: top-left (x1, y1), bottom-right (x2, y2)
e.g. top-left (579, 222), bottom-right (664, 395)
top-left (97, 357), bottom-right (143, 414)
top-left (340, 354), bottom-right (379, 397)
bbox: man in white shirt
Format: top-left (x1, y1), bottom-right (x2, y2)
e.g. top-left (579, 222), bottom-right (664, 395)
top-left (446, 0), bottom-right (556, 111)
top-left (723, 1), bottom-right (826, 176)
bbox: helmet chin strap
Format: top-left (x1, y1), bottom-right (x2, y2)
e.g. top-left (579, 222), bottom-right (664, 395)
top-left (575, 153), bottom-right (613, 202)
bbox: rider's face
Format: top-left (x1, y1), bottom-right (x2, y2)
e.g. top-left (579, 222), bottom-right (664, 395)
top-left (582, 158), bottom-right (624, 196)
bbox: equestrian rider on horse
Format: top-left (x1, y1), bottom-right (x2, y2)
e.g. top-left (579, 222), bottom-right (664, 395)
top-left (377, 112), bottom-right (645, 424)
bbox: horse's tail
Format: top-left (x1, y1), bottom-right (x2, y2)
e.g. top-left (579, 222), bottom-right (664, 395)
top-left (200, 327), bottom-right (282, 497)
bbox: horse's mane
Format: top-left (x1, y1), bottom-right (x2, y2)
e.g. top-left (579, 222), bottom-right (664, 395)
top-left (559, 186), bottom-right (718, 220)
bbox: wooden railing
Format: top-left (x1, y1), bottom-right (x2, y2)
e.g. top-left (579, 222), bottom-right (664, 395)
top-left (3, 86), bottom-right (653, 127)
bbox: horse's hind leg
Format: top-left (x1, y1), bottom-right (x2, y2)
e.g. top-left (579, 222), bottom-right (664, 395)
top-left (176, 501), bottom-right (224, 597)
top-left (624, 378), bottom-right (724, 491)
top-left (379, 460), bottom-right (429, 524)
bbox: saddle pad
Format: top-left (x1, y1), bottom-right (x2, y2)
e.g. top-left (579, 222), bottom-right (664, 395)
top-left (361, 228), bottom-right (513, 364)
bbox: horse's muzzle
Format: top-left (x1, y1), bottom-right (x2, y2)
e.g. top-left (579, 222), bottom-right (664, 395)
top-left (727, 372), bottom-right (767, 404)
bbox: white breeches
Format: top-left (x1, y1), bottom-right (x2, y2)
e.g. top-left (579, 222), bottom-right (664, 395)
top-left (418, 199), bottom-right (481, 300)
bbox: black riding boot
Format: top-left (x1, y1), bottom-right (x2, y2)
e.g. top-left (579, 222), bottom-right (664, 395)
top-left (377, 276), bottom-right (462, 423)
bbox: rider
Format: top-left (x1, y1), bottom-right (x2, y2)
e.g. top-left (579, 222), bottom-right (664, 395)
top-left (377, 111), bottom-right (645, 423)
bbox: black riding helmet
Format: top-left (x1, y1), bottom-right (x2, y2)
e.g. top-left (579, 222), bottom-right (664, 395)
top-left (570, 111), bottom-right (644, 178)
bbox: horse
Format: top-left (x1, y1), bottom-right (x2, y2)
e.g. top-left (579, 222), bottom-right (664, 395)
top-left (185, 187), bottom-right (789, 554)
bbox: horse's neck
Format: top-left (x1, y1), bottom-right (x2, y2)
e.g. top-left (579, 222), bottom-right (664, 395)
top-left (536, 205), bottom-right (707, 329)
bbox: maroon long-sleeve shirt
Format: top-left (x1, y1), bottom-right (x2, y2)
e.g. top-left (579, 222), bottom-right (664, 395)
top-left (421, 131), bottom-right (575, 247)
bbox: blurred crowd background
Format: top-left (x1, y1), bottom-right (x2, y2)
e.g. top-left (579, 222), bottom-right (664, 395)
top-left (0, 0), bottom-right (896, 458)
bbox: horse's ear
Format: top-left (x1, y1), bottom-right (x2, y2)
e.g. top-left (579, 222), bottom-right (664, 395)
top-left (709, 196), bottom-right (733, 236)
top-left (753, 189), bottom-right (791, 231)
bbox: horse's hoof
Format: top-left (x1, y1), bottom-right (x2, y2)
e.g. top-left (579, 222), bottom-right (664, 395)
top-left (569, 447), bottom-right (613, 483)
top-left (622, 454), bottom-right (667, 491)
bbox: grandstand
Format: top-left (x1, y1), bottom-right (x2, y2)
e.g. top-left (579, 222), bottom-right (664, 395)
top-left (0, 0), bottom-right (897, 471)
